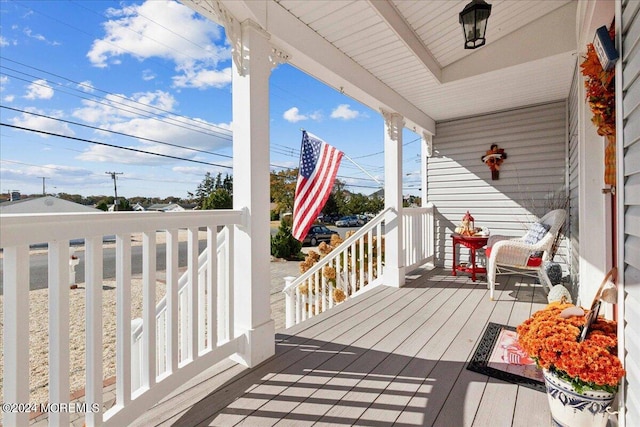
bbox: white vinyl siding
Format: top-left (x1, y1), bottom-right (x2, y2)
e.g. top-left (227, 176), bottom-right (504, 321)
top-left (568, 66), bottom-right (581, 299)
top-left (429, 101), bottom-right (569, 272)
top-left (622, 0), bottom-right (640, 423)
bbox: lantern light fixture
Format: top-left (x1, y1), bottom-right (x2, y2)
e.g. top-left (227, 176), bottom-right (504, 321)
top-left (459, 0), bottom-right (492, 49)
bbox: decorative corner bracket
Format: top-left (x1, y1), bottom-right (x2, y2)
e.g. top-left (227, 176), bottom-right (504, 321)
top-left (270, 47), bottom-right (290, 71)
top-left (423, 131), bottom-right (433, 157)
top-left (381, 109), bottom-right (404, 141)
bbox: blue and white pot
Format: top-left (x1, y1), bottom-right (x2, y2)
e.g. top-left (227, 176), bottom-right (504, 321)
top-left (543, 369), bottom-right (615, 427)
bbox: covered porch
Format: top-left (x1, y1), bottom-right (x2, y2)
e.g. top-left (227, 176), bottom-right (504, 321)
top-left (133, 267), bottom-right (550, 426)
top-left (2, 0), bottom-right (639, 426)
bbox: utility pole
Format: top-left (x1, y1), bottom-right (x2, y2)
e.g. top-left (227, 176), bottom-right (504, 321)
top-left (39, 177), bottom-right (48, 196)
top-left (105, 172), bottom-right (123, 211)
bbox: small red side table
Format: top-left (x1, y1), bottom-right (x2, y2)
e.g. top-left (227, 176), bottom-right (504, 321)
top-left (451, 233), bottom-right (489, 282)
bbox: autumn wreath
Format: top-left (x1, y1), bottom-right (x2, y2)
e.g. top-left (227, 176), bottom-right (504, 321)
top-left (580, 24), bottom-right (617, 185)
top-left (517, 302), bottom-right (624, 394)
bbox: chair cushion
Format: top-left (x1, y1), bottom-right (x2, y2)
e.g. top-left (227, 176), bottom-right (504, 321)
top-left (523, 222), bottom-right (550, 245)
top-left (485, 247), bottom-right (544, 267)
top-left (523, 222), bottom-right (550, 257)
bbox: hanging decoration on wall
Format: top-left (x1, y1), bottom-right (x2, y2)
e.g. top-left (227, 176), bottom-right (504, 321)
top-left (580, 23), bottom-right (616, 186)
top-left (481, 144), bottom-right (507, 180)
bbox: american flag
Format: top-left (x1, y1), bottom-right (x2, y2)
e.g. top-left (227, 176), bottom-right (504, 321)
top-left (292, 131), bottom-right (343, 241)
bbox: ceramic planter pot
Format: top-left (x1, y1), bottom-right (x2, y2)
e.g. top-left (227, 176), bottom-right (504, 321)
top-left (543, 369), bottom-right (615, 427)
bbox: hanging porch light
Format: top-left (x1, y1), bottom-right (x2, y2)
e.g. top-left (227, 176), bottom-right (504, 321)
top-left (459, 0), bottom-right (492, 49)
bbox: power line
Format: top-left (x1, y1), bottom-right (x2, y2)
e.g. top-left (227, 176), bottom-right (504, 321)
top-left (0, 64), bottom-right (233, 141)
top-left (1, 105), bottom-right (233, 159)
top-left (0, 123), bottom-right (233, 169)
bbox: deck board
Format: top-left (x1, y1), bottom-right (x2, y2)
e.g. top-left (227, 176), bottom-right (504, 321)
top-left (134, 267), bottom-right (552, 427)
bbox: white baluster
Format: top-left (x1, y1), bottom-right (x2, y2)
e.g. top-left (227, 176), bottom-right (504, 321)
top-left (85, 236), bottom-right (103, 426)
top-left (284, 276), bottom-right (295, 328)
top-left (116, 234), bottom-right (132, 406)
top-left (188, 227), bottom-right (199, 360)
top-left (49, 240), bottom-right (70, 426)
top-left (142, 231), bottom-right (156, 388)
top-left (207, 226), bottom-right (218, 350)
top-left (3, 245), bottom-right (30, 427)
top-left (166, 229), bottom-right (179, 374)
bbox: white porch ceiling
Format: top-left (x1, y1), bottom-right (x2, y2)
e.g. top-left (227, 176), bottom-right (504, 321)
top-left (186, 0), bottom-right (578, 134)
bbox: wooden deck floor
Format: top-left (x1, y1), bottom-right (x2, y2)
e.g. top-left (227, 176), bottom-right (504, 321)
top-left (133, 267), bottom-right (552, 427)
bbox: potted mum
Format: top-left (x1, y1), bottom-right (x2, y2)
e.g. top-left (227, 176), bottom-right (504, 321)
top-left (517, 295), bottom-right (624, 427)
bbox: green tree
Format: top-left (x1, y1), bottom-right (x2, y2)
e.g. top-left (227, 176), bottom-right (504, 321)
top-left (117, 198), bottom-right (133, 211)
top-left (344, 193), bottom-right (370, 215)
top-left (189, 172), bottom-right (215, 209)
top-left (189, 172), bottom-right (233, 210)
top-left (331, 180), bottom-right (349, 215)
top-left (366, 195), bottom-right (385, 214)
top-left (203, 188), bottom-right (232, 210)
top-left (96, 200), bottom-right (109, 211)
top-left (270, 169), bottom-right (298, 214)
top-left (270, 219), bottom-right (303, 260)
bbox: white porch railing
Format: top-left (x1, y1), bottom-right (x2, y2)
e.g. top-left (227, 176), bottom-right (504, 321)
top-left (130, 228), bottom-right (228, 392)
top-left (283, 205), bottom-right (434, 328)
top-left (0, 210), bottom-right (242, 427)
top-left (403, 204), bottom-right (435, 271)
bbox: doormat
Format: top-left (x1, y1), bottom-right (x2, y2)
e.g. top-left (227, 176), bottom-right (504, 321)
top-left (467, 322), bottom-right (545, 392)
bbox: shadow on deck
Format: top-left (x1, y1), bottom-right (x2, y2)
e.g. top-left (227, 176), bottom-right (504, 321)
top-left (132, 267), bottom-right (551, 427)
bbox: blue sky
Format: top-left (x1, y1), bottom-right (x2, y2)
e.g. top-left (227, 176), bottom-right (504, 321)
top-left (0, 0), bottom-right (423, 199)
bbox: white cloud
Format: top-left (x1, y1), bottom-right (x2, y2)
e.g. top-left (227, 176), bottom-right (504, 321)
top-left (23, 28), bottom-right (60, 46)
top-left (0, 36), bottom-right (9, 47)
top-left (72, 90), bottom-right (232, 165)
top-left (142, 69), bottom-right (156, 81)
top-left (77, 81), bottom-right (95, 93)
top-left (309, 111), bottom-right (323, 121)
top-left (331, 104), bottom-right (360, 120)
top-left (173, 165), bottom-right (231, 176)
top-left (172, 66), bottom-right (231, 89)
top-left (73, 90), bottom-right (177, 123)
top-left (10, 109), bottom-right (75, 138)
top-left (4, 95), bottom-right (15, 102)
top-left (24, 79), bottom-right (54, 100)
top-left (87, 0), bottom-right (231, 89)
top-left (283, 107), bottom-right (323, 123)
top-left (283, 107), bottom-right (307, 123)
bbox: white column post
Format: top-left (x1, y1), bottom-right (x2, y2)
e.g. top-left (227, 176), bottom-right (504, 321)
top-left (382, 109), bottom-right (405, 287)
top-left (421, 131), bottom-right (432, 207)
top-left (231, 19), bottom-right (277, 367)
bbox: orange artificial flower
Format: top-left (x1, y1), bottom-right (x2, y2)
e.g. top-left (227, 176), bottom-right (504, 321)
top-left (517, 303), bottom-right (624, 393)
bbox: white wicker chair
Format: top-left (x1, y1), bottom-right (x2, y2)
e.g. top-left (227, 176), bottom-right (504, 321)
top-left (486, 209), bottom-right (567, 300)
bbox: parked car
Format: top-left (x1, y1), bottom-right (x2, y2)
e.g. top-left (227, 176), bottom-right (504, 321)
top-left (357, 214), bottom-right (368, 225)
top-left (335, 215), bottom-right (360, 227)
top-left (303, 225), bottom-right (339, 246)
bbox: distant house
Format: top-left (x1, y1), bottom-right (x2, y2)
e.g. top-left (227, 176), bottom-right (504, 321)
top-left (132, 202), bottom-right (146, 211)
top-left (146, 203), bottom-right (186, 212)
top-left (0, 196), bottom-right (101, 214)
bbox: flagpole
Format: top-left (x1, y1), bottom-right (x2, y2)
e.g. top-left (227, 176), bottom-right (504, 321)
top-left (342, 153), bottom-right (382, 185)
top-left (300, 128), bottom-right (382, 185)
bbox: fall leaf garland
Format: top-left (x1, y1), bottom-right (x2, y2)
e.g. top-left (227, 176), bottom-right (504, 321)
top-left (580, 25), bottom-right (616, 137)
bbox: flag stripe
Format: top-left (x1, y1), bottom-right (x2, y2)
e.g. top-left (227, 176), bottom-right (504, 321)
top-left (292, 131), bottom-right (343, 241)
top-left (296, 148), bottom-right (339, 224)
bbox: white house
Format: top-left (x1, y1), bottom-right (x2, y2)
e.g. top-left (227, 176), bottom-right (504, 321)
top-left (146, 203), bottom-right (186, 212)
top-left (0, 196), bottom-right (101, 214)
top-left (1, 1), bottom-right (638, 425)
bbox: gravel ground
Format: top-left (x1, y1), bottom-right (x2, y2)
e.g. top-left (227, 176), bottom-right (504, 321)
top-left (0, 277), bottom-right (167, 406)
